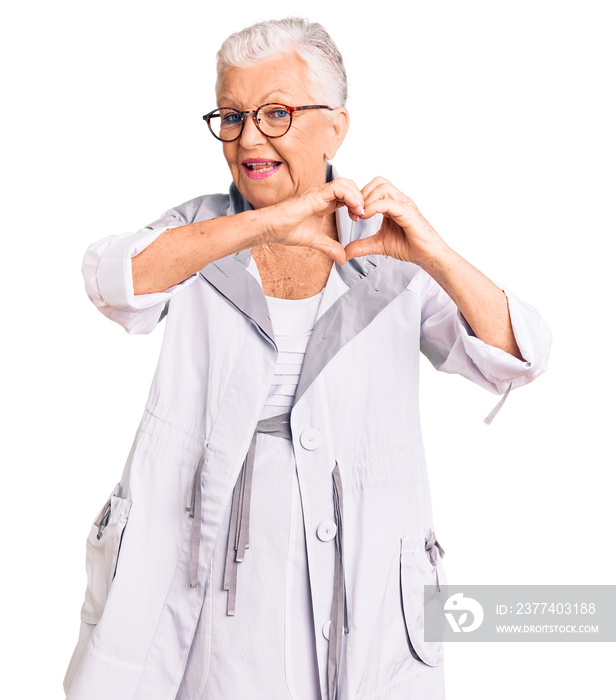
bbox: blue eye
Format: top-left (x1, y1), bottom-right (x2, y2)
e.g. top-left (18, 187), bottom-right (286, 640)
top-left (221, 111), bottom-right (243, 126)
top-left (265, 107), bottom-right (291, 120)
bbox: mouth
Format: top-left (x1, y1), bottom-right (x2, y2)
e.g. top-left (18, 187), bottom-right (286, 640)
top-left (241, 159), bottom-right (283, 180)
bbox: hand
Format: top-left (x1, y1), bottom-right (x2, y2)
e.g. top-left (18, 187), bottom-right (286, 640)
top-left (261, 178), bottom-right (365, 265)
top-left (344, 177), bottom-right (447, 266)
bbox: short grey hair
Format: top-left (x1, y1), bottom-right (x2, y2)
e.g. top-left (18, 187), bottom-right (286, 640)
top-left (216, 18), bottom-right (348, 107)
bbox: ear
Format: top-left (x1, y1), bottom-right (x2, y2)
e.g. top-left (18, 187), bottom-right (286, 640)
top-left (324, 107), bottom-right (349, 160)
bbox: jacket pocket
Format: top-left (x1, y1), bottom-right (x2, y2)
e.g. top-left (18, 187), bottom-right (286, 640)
top-left (399, 533), bottom-right (447, 667)
top-left (80, 483), bottom-right (132, 625)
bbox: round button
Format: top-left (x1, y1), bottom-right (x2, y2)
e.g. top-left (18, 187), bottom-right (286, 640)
top-left (300, 428), bottom-right (322, 450)
top-left (322, 620), bottom-right (331, 640)
top-left (316, 521), bottom-right (337, 542)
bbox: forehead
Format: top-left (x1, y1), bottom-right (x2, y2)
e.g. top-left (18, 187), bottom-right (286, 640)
top-left (216, 51), bottom-right (314, 107)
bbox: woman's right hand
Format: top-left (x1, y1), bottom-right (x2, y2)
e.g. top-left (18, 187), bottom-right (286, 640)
top-left (132, 178), bottom-right (364, 295)
top-left (260, 178), bottom-right (365, 265)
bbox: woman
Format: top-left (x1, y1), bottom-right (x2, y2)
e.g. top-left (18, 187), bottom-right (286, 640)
top-left (64, 17), bottom-right (551, 700)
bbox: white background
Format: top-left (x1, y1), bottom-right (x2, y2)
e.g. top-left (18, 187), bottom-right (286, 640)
top-left (2, 0), bottom-right (615, 698)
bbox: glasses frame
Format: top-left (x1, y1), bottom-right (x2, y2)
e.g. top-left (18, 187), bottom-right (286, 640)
top-left (203, 103), bottom-right (335, 142)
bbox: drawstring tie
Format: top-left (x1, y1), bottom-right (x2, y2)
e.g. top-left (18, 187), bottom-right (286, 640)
top-left (328, 462), bottom-right (348, 700)
top-left (222, 413), bottom-right (292, 615)
top-left (425, 532), bottom-right (445, 592)
top-left (484, 380), bottom-right (513, 424)
top-left (186, 448), bottom-right (207, 588)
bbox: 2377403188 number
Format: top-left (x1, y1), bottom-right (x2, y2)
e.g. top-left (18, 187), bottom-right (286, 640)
top-left (513, 602), bottom-right (596, 615)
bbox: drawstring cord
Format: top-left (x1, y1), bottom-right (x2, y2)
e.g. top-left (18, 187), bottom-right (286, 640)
top-left (222, 413), bottom-right (292, 615)
top-left (484, 380), bottom-right (513, 425)
top-left (328, 462), bottom-right (348, 700)
top-left (222, 431), bottom-right (257, 615)
top-left (186, 415), bottom-right (292, 595)
top-left (425, 532), bottom-right (445, 592)
top-left (186, 447), bottom-right (208, 588)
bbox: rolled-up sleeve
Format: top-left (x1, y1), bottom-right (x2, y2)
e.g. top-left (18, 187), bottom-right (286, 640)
top-left (419, 276), bottom-right (552, 396)
top-left (82, 210), bottom-right (199, 335)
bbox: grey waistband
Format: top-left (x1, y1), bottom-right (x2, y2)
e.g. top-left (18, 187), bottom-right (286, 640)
top-left (223, 412), bottom-right (292, 616)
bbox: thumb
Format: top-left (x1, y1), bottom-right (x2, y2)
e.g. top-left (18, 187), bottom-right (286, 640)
top-left (344, 233), bottom-right (384, 261)
top-left (313, 237), bottom-right (347, 266)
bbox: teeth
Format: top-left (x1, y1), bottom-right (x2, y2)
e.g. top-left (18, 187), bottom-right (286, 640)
top-left (246, 162), bottom-right (279, 172)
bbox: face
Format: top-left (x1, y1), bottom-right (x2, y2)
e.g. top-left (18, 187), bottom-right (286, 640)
top-left (215, 51), bottom-right (348, 210)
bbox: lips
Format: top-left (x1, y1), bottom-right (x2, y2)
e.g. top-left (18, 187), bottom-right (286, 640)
top-left (241, 158), bottom-right (283, 180)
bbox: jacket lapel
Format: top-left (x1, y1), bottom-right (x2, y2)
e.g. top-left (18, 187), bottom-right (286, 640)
top-left (291, 186), bottom-right (422, 404)
top-left (199, 184), bottom-right (276, 348)
top-left (200, 255), bottom-right (276, 348)
top-left (294, 254), bottom-right (420, 405)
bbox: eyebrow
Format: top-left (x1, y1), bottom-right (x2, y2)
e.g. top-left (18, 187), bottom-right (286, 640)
top-left (217, 89), bottom-right (296, 107)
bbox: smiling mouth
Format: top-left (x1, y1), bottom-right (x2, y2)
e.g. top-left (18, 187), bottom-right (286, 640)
top-left (242, 160), bottom-right (282, 173)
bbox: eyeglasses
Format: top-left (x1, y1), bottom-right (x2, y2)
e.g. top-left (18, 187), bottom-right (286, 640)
top-left (203, 103), bottom-right (334, 142)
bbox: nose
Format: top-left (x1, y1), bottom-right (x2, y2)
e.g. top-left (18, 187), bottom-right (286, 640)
top-left (238, 111), bottom-right (268, 148)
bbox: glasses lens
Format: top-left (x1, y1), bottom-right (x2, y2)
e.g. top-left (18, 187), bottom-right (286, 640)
top-left (256, 104), bottom-right (291, 137)
top-left (209, 109), bottom-right (243, 141)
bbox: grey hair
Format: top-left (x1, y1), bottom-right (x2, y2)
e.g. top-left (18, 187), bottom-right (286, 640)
top-left (216, 17), bottom-right (348, 107)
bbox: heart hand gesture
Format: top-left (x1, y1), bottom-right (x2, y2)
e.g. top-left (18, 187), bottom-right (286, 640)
top-left (343, 177), bottom-right (448, 266)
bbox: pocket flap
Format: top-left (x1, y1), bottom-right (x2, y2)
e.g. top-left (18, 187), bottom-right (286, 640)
top-left (80, 483), bottom-right (132, 625)
top-left (400, 534), bottom-right (447, 667)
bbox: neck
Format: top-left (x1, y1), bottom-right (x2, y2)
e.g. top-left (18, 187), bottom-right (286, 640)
top-left (251, 213), bottom-right (338, 299)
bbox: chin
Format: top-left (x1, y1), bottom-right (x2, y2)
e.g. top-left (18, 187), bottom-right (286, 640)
top-left (238, 181), bottom-right (290, 210)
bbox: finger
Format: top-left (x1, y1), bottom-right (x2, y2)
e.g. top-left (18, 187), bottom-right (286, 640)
top-left (362, 195), bottom-right (411, 222)
top-left (361, 177), bottom-right (408, 205)
top-left (361, 178), bottom-right (416, 212)
top-left (322, 178), bottom-right (365, 217)
top-left (348, 209), bottom-right (362, 222)
top-left (312, 237), bottom-right (348, 265)
top-left (276, 181), bottom-right (361, 233)
top-left (344, 233), bottom-right (384, 261)
top-left (359, 176), bottom-right (393, 202)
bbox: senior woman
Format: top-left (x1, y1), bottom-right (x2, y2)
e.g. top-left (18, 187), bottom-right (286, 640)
top-left (64, 17), bottom-right (550, 700)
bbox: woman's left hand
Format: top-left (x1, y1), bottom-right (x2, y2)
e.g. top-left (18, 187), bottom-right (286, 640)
top-left (344, 177), bottom-right (524, 360)
top-left (344, 177), bottom-right (448, 267)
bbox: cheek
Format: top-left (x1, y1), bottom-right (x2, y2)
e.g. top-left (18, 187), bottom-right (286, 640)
top-left (222, 144), bottom-right (237, 168)
top-left (285, 133), bottom-right (323, 171)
